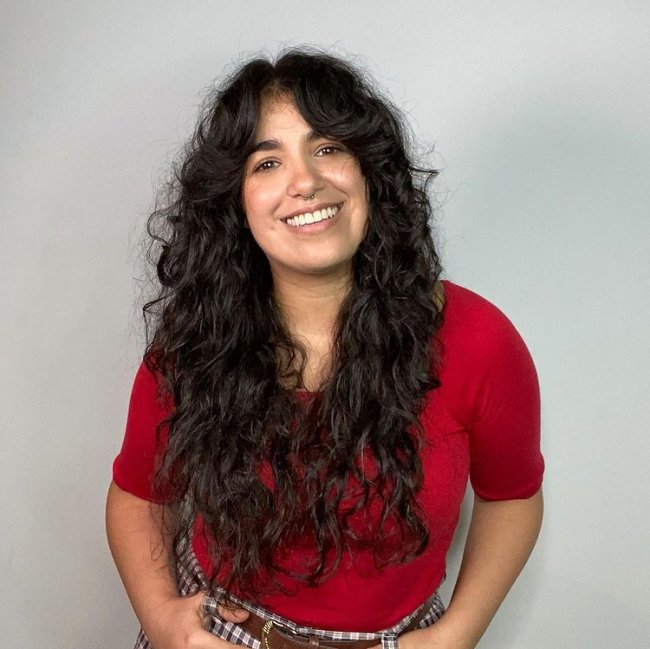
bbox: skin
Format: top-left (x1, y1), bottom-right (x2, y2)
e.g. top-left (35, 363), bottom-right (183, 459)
top-left (241, 92), bottom-right (369, 283)
top-left (106, 482), bottom-right (249, 649)
top-left (106, 94), bottom-right (372, 647)
top-left (106, 462), bottom-right (543, 649)
top-left (107, 93), bottom-right (544, 649)
top-left (367, 490), bottom-right (544, 649)
top-left (241, 93), bottom-right (370, 386)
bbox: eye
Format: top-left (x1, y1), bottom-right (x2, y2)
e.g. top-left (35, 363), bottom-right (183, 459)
top-left (316, 144), bottom-right (342, 157)
top-left (252, 159), bottom-right (279, 173)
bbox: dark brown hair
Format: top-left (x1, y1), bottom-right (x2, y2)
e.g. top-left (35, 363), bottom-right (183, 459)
top-left (144, 46), bottom-right (444, 602)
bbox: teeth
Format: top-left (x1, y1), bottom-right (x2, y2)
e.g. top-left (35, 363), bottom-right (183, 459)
top-left (285, 205), bottom-right (339, 228)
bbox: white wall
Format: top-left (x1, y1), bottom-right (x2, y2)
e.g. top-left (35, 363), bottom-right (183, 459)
top-left (2, 1), bottom-right (649, 647)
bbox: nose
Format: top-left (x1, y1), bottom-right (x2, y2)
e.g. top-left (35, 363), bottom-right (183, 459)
top-left (286, 155), bottom-right (325, 199)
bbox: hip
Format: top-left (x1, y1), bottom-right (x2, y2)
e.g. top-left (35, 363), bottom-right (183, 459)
top-left (133, 537), bottom-right (446, 649)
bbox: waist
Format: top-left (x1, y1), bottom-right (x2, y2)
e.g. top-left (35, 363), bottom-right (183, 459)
top-left (192, 530), bottom-right (448, 631)
top-left (202, 584), bottom-right (446, 649)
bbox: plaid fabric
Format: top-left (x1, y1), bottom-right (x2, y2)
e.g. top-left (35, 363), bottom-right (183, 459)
top-left (134, 538), bottom-right (446, 649)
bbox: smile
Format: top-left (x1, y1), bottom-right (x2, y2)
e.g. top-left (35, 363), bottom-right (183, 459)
top-left (282, 204), bottom-right (342, 228)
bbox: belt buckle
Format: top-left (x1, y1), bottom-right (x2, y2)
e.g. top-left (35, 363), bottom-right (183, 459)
top-left (261, 620), bottom-right (274, 649)
top-left (261, 619), bottom-right (316, 649)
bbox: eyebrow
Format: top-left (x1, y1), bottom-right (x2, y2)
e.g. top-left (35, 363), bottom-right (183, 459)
top-left (250, 129), bottom-right (324, 154)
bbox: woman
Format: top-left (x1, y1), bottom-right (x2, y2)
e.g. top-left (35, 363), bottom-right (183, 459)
top-left (106, 48), bottom-right (544, 649)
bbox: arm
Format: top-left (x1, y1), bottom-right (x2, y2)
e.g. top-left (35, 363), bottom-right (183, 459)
top-left (427, 488), bottom-right (543, 648)
top-left (109, 361), bottom-right (250, 646)
top-left (394, 489), bottom-right (543, 649)
top-left (425, 288), bottom-right (544, 646)
top-left (106, 481), bottom-right (249, 649)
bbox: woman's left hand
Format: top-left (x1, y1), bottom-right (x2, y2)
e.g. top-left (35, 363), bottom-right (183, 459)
top-left (367, 623), bottom-right (472, 649)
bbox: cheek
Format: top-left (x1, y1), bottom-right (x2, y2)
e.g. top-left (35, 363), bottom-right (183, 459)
top-left (327, 168), bottom-right (368, 212)
top-left (337, 161), bottom-right (365, 189)
top-left (242, 181), bottom-right (275, 222)
top-left (345, 165), bottom-right (368, 205)
top-left (349, 172), bottom-right (369, 214)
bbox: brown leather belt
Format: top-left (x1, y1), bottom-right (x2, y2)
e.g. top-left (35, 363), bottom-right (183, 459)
top-left (238, 594), bottom-right (437, 649)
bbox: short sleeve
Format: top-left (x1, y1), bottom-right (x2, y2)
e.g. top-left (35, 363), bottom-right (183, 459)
top-left (112, 360), bottom-right (172, 503)
top-left (467, 307), bottom-right (545, 501)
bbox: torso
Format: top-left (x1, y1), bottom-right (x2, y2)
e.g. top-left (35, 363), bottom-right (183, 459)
top-left (299, 337), bottom-right (333, 392)
top-left (291, 280), bottom-right (445, 392)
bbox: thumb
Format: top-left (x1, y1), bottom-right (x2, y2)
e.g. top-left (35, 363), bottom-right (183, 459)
top-left (217, 602), bottom-right (250, 623)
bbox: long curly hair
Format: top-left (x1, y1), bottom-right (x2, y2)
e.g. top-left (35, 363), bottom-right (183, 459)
top-left (143, 47), bottom-right (445, 602)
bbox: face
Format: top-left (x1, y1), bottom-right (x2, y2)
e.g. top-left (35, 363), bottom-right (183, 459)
top-left (241, 94), bottom-right (369, 281)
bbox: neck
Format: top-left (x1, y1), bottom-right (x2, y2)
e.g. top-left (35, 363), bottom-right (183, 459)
top-left (272, 267), bottom-right (352, 341)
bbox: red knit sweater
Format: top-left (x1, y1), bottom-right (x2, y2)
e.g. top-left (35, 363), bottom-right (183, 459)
top-left (113, 279), bottom-right (544, 631)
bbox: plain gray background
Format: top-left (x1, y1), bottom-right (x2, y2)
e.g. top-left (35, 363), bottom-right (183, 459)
top-left (2, 1), bottom-right (649, 647)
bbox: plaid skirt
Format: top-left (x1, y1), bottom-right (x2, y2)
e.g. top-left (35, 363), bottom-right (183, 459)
top-left (133, 538), bottom-right (446, 649)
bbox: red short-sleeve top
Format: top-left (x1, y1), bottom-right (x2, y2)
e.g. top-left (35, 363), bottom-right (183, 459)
top-left (113, 279), bottom-right (544, 631)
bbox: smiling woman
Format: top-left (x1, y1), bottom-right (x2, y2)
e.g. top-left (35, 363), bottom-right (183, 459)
top-left (106, 47), bottom-right (544, 649)
top-left (241, 96), bottom-right (369, 279)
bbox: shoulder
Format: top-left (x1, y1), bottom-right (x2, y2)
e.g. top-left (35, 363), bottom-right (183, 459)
top-left (437, 279), bottom-right (526, 357)
top-left (434, 280), bottom-right (539, 421)
top-left (427, 281), bottom-right (543, 499)
top-left (128, 356), bottom-right (174, 418)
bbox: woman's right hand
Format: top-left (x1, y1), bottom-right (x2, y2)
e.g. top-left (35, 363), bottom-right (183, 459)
top-left (106, 482), bottom-right (251, 649)
top-left (142, 591), bottom-right (251, 649)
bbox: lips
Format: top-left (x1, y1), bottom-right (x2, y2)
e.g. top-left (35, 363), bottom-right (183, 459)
top-left (282, 204), bottom-right (342, 228)
top-left (280, 202), bottom-right (343, 222)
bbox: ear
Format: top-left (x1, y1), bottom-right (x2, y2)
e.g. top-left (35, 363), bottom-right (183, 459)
top-left (243, 216), bottom-right (250, 229)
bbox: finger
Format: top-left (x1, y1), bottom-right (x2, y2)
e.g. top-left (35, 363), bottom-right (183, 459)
top-left (217, 603), bottom-right (250, 622)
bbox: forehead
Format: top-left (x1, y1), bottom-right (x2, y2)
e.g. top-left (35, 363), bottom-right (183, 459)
top-left (255, 93), bottom-right (310, 137)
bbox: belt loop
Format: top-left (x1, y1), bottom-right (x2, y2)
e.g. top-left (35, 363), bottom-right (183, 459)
top-left (380, 631), bottom-right (398, 649)
top-left (201, 591), bottom-right (219, 618)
